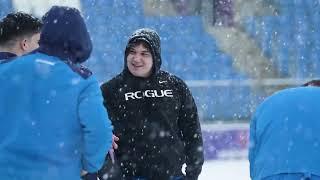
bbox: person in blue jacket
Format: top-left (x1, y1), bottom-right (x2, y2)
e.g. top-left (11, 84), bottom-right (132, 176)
top-left (249, 80), bottom-right (320, 180)
top-left (0, 6), bottom-right (113, 180)
top-left (0, 12), bottom-right (42, 62)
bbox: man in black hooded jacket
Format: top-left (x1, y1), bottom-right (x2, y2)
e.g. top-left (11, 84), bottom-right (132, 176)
top-left (99, 28), bottom-right (204, 180)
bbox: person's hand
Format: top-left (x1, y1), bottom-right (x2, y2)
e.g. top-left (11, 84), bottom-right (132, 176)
top-left (112, 134), bottom-right (119, 150)
top-left (108, 134), bottom-right (119, 164)
top-left (109, 148), bottom-right (115, 164)
top-left (81, 170), bottom-right (88, 176)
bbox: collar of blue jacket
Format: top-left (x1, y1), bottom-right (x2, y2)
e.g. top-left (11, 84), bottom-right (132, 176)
top-left (38, 6), bottom-right (92, 64)
top-left (0, 52), bottom-right (17, 64)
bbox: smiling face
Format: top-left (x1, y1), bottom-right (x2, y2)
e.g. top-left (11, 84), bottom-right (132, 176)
top-left (126, 42), bottom-right (153, 78)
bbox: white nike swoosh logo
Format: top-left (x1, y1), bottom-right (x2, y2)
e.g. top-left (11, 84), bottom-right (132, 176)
top-left (159, 81), bottom-right (167, 84)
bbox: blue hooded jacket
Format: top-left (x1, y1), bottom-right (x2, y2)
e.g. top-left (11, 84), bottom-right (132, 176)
top-left (249, 87), bottom-right (320, 180)
top-left (0, 6), bottom-right (112, 180)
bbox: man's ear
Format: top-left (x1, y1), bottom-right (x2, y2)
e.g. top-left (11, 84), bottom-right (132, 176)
top-left (20, 39), bottom-right (28, 51)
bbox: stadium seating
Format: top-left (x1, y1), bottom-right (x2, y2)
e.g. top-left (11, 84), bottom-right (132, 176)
top-left (242, 0), bottom-right (320, 78)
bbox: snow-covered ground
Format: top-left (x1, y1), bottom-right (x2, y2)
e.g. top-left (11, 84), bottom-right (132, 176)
top-left (199, 159), bottom-right (249, 180)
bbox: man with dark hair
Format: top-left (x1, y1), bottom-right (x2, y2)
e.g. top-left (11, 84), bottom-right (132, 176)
top-left (99, 28), bottom-right (204, 180)
top-left (0, 12), bottom-right (42, 61)
top-left (0, 6), bottom-right (113, 180)
top-left (249, 80), bottom-right (320, 180)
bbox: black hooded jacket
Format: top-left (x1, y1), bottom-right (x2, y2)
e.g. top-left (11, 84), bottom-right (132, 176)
top-left (100, 28), bottom-right (204, 180)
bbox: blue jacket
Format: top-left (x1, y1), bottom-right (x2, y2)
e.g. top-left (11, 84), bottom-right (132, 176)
top-left (0, 52), bottom-right (16, 63)
top-left (249, 87), bottom-right (320, 180)
top-left (0, 6), bottom-right (112, 180)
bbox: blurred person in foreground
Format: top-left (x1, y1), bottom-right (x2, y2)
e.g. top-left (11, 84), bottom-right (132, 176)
top-left (99, 28), bottom-right (204, 180)
top-left (0, 12), bottom-right (42, 62)
top-left (249, 79), bottom-right (320, 180)
top-left (0, 6), bottom-right (113, 180)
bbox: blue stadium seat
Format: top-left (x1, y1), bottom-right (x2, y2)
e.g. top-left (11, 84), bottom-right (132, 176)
top-left (259, 16), bottom-right (276, 58)
top-left (242, 16), bottom-right (257, 38)
top-left (241, 0), bottom-right (320, 78)
top-left (274, 15), bottom-right (294, 76)
top-left (81, 0), bottom-right (113, 23)
top-left (112, 0), bottom-right (143, 17)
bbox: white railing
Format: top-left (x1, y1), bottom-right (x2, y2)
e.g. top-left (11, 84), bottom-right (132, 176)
top-left (186, 78), bottom-right (315, 87)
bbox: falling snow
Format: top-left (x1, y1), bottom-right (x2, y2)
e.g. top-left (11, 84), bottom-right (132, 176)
top-left (0, 0), bottom-right (319, 179)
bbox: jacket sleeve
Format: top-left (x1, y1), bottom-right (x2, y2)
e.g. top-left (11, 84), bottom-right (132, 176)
top-left (249, 101), bottom-right (266, 180)
top-left (78, 79), bottom-right (113, 172)
top-left (178, 81), bottom-right (204, 180)
top-left (249, 113), bottom-right (257, 179)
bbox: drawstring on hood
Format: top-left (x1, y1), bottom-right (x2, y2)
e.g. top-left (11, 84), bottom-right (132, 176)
top-left (38, 6), bottom-right (92, 64)
top-left (124, 28), bottom-right (162, 77)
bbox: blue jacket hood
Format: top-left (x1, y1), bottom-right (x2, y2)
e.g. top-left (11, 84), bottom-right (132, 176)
top-left (38, 6), bottom-right (92, 64)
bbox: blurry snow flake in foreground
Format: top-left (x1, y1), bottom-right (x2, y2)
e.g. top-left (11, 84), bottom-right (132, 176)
top-left (287, 140), bottom-right (294, 152)
top-left (159, 131), bottom-right (166, 137)
top-left (50, 90), bottom-right (57, 97)
top-left (59, 142), bottom-right (65, 148)
top-left (71, 77), bottom-right (81, 85)
top-left (74, 150), bottom-right (79, 155)
top-left (53, 19), bottom-right (58, 24)
top-left (11, 74), bottom-right (22, 84)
